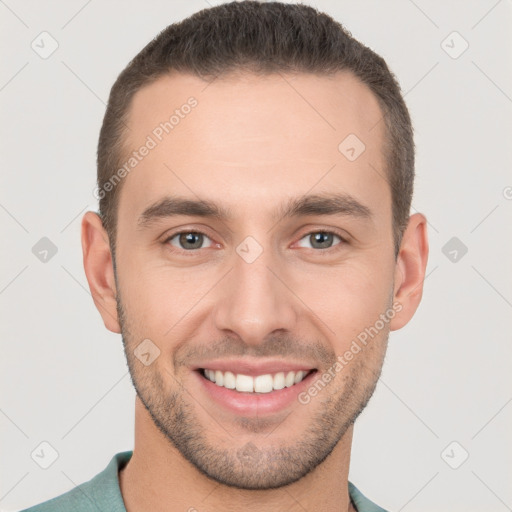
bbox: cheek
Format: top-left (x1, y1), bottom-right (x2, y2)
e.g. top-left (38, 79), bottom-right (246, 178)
top-left (117, 240), bottom-right (395, 346)
top-left (303, 260), bottom-right (394, 349)
top-left (117, 257), bottom-right (217, 334)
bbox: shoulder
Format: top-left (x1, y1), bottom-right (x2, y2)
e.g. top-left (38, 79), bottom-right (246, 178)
top-left (19, 451), bottom-right (133, 512)
top-left (19, 482), bottom-right (100, 512)
top-left (348, 481), bottom-right (390, 512)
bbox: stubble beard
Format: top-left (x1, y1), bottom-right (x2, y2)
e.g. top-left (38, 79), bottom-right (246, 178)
top-left (117, 296), bottom-right (388, 490)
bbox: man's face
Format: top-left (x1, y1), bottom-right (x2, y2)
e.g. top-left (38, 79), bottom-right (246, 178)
top-left (114, 71), bottom-right (397, 489)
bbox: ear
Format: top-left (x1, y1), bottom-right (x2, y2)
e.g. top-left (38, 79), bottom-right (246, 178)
top-left (81, 211), bottom-right (121, 333)
top-left (389, 212), bottom-right (429, 331)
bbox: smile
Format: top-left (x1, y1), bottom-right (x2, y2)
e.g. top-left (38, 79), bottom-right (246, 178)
top-left (201, 368), bottom-right (313, 393)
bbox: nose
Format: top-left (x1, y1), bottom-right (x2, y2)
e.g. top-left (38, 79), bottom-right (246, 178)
top-left (213, 245), bottom-right (298, 346)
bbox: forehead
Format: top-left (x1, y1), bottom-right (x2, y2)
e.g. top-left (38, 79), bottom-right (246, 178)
top-left (117, 70), bottom-right (388, 224)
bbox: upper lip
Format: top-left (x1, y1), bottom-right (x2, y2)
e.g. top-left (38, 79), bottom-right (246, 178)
top-left (193, 358), bottom-right (317, 377)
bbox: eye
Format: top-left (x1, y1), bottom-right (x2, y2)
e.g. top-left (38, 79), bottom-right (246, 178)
top-left (165, 231), bottom-right (215, 251)
top-left (296, 231), bottom-right (345, 250)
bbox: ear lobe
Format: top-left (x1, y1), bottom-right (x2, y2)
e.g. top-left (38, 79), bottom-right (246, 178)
top-left (81, 211), bottom-right (121, 333)
top-left (389, 213), bottom-right (429, 331)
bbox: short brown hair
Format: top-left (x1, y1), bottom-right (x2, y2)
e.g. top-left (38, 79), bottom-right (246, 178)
top-left (97, 1), bottom-right (414, 258)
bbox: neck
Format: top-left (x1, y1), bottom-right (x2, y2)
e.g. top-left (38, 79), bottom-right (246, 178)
top-left (119, 397), bottom-right (356, 512)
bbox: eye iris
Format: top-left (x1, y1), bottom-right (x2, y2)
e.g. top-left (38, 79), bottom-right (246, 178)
top-left (311, 232), bottom-right (333, 249)
top-left (179, 232), bottom-right (203, 250)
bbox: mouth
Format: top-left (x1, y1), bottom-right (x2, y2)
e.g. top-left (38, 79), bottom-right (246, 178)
top-left (193, 363), bottom-right (318, 416)
top-left (198, 368), bottom-right (316, 393)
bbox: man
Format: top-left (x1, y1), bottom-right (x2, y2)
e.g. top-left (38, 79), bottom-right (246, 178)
top-left (22, 1), bottom-right (428, 511)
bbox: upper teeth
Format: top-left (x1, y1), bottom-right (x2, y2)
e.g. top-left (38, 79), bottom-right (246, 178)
top-left (203, 369), bottom-right (309, 393)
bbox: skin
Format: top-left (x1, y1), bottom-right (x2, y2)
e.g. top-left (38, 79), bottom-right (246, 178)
top-left (82, 70), bottom-right (428, 512)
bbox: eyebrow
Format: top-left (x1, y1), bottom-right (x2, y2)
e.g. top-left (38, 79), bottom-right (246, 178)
top-left (137, 192), bottom-right (373, 229)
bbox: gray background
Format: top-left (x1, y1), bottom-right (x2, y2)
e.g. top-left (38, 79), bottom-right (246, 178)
top-left (1, 1), bottom-right (511, 511)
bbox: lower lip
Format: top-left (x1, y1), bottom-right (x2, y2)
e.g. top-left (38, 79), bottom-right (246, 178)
top-left (194, 370), bottom-right (317, 416)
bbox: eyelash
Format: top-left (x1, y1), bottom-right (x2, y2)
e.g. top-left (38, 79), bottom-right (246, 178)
top-left (163, 229), bottom-right (348, 255)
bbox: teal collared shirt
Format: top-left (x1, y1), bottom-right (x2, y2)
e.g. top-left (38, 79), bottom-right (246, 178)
top-left (20, 451), bottom-right (389, 512)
